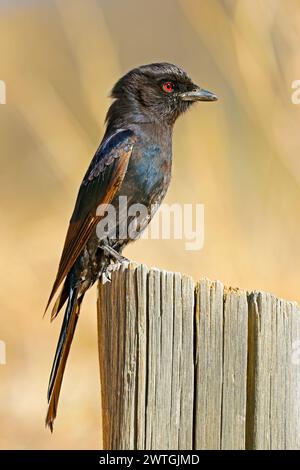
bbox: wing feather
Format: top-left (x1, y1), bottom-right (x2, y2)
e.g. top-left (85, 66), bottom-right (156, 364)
top-left (45, 129), bottom-right (136, 312)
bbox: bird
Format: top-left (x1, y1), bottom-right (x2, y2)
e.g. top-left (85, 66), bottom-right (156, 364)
top-left (45, 62), bottom-right (217, 431)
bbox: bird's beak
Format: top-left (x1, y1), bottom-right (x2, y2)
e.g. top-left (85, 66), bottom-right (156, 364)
top-left (180, 86), bottom-right (218, 102)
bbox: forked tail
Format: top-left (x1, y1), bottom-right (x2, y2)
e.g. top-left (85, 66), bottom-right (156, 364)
top-left (46, 282), bottom-right (84, 432)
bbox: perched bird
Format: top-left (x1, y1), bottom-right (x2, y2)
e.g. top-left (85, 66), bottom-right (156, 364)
top-left (45, 63), bottom-right (217, 431)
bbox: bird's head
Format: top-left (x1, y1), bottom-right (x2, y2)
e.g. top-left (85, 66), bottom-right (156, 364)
top-left (106, 63), bottom-right (217, 128)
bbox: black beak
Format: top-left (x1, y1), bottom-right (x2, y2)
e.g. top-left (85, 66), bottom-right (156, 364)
top-left (180, 86), bottom-right (218, 102)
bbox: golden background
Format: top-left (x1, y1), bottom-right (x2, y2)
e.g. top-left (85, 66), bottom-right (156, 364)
top-left (0, 0), bottom-right (300, 449)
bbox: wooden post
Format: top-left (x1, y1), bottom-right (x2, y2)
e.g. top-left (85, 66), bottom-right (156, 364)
top-left (97, 263), bottom-right (300, 450)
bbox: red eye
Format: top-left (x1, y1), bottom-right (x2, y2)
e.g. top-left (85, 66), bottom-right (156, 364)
top-left (162, 82), bottom-right (174, 93)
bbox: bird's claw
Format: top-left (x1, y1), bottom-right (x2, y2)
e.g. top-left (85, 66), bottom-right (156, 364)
top-left (101, 260), bottom-right (129, 284)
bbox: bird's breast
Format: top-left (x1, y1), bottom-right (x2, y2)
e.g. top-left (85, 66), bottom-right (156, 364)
top-left (119, 140), bottom-right (172, 206)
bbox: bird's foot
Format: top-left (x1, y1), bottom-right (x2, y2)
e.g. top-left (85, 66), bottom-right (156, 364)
top-left (100, 259), bottom-right (129, 285)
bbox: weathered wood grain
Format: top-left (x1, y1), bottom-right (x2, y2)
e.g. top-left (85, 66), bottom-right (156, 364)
top-left (98, 263), bottom-right (195, 450)
top-left (97, 263), bottom-right (300, 450)
top-left (246, 292), bottom-right (300, 449)
top-left (194, 281), bottom-right (248, 449)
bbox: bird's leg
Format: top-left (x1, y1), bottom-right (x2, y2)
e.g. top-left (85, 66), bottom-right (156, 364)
top-left (99, 242), bottom-right (129, 284)
top-left (101, 243), bottom-right (129, 263)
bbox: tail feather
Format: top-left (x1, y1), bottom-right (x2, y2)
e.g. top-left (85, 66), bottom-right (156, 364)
top-left (46, 285), bottom-right (84, 431)
top-left (50, 275), bottom-right (70, 322)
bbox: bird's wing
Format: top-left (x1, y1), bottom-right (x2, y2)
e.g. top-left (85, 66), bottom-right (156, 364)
top-left (45, 129), bottom-right (136, 311)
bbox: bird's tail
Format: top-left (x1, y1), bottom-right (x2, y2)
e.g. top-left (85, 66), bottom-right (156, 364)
top-left (46, 281), bottom-right (84, 432)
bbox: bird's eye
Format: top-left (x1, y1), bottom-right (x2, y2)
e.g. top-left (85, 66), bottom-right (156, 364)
top-left (162, 82), bottom-right (174, 93)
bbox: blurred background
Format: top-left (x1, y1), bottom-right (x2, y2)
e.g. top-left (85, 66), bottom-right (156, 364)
top-left (1, 0), bottom-right (300, 449)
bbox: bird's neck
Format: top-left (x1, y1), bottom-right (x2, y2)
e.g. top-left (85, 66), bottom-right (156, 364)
top-left (104, 98), bottom-right (174, 138)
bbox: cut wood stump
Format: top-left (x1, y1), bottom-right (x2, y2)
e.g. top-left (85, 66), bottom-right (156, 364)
top-left (97, 263), bottom-right (300, 450)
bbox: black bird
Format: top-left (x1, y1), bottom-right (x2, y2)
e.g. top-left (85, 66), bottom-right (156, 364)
top-left (45, 63), bottom-right (217, 430)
